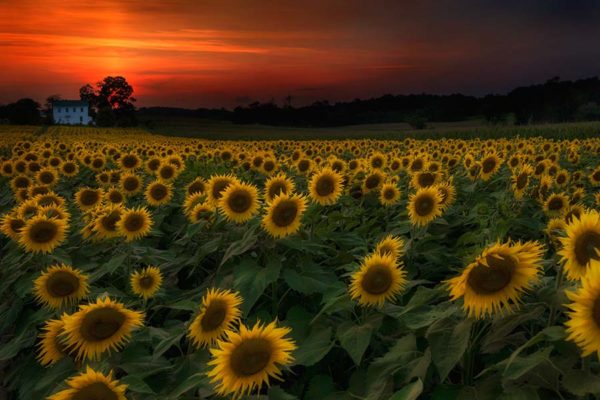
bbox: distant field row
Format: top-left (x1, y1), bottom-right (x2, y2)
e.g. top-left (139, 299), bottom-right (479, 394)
top-left (1, 119), bottom-right (600, 140)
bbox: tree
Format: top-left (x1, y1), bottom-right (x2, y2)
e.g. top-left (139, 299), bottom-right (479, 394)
top-left (3, 98), bottom-right (41, 125)
top-left (42, 94), bottom-right (61, 124)
top-left (79, 76), bottom-right (137, 126)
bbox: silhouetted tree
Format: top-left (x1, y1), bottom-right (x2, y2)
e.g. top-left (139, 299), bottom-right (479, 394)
top-left (1, 98), bottom-right (41, 125)
top-left (79, 76), bottom-right (137, 126)
top-left (42, 94), bottom-right (61, 124)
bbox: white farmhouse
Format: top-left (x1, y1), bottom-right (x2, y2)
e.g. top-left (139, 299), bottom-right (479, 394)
top-left (52, 100), bottom-right (92, 125)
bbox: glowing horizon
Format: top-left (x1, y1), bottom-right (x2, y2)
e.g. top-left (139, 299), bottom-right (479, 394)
top-left (1, 0), bottom-right (599, 108)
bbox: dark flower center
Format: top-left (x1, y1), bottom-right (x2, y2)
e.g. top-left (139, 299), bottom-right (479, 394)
top-left (361, 263), bottom-right (393, 295)
top-left (80, 308), bottom-right (125, 341)
top-left (573, 230), bottom-right (600, 267)
top-left (30, 220), bottom-right (59, 243)
top-left (200, 299), bottom-right (227, 331)
top-left (230, 338), bottom-right (272, 377)
top-left (467, 253), bottom-right (516, 294)
top-left (272, 200), bottom-right (298, 227)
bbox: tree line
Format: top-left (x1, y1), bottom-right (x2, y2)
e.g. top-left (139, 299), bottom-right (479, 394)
top-left (2, 76), bottom-right (600, 127)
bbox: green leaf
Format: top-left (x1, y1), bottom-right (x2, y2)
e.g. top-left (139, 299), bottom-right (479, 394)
top-left (120, 375), bottom-right (155, 394)
top-left (427, 318), bottom-right (473, 382)
top-left (562, 367), bottom-right (600, 396)
top-left (306, 374), bottom-right (336, 399)
top-left (152, 329), bottom-right (184, 361)
top-left (164, 372), bottom-right (209, 399)
top-left (220, 225), bottom-right (258, 266)
top-left (268, 386), bottom-right (298, 400)
top-left (390, 379), bottom-right (423, 400)
top-left (294, 326), bottom-right (333, 366)
top-left (234, 257), bottom-right (281, 314)
top-left (336, 319), bottom-right (379, 366)
top-left (503, 346), bottom-right (554, 381)
top-left (282, 262), bottom-right (338, 295)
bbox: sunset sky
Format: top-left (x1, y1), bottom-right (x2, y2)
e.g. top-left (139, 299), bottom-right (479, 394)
top-left (1, 0), bottom-right (599, 108)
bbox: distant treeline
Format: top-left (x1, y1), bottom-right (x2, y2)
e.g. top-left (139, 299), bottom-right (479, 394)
top-left (138, 76), bottom-right (600, 128)
top-left (3, 76), bottom-right (600, 127)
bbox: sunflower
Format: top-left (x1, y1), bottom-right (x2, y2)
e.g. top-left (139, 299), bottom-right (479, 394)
top-left (407, 187), bottom-right (443, 227)
top-left (207, 320), bottom-right (296, 399)
top-left (120, 173), bottom-right (142, 196)
top-left (18, 215), bottom-right (67, 253)
top-left (379, 182), bottom-right (401, 206)
top-left (511, 165), bottom-right (533, 199)
top-left (590, 167), bottom-right (600, 186)
top-left (105, 187), bottom-right (125, 205)
top-left (156, 162), bottom-right (179, 182)
top-left (33, 264), bottom-right (89, 309)
top-left (186, 177), bottom-right (207, 196)
top-left (261, 193), bottom-right (307, 238)
top-left (446, 240), bottom-right (544, 319)
top-left (130, 266), bottom-right (163, 300)
top-left (543, 193), bottom-right (569, 217)
top-left (363, 170), bottom-right (385, 192)
top-left (37, 318), bottom-right (70, 367)
top-left (93, 205), bottom-right (124, 239)
top-left (374, 234), bottom-right (404, 260)
top-left (410, 171), bottom-right (440, 189)
top-left (61, 296), bottom-right (144, 361)
top-left (189, 202), bottom-right (215, 225)
top-left (434, 181), bottom-right (457, 211)
top-left (558, 210), bottom-right (600, 281)
top-left (36, 167), bottom-right (58, 187)
top-left (479, 153), bottom-right (502, 181)
top-left (309, 168), bottom-right (343, 205)
top-left (218, 182), bottom-right (261, 223)
top-left (75, 187), bottom-right (103, 211)
top-left (145, 180), bottom-right (173, 206)
top-left (117, 207), bottom-right (153, 242)
top-left (119, 152), bottom-right (141, 170)
top-left (60, 161), bottom-right (79, 177)
top-left (264, 174), bottom-right (295, 203)
top-left (188, 288), bottom-right (242, 348)
top-left (349, 252), bottom-right (407, 307)
top-left (47, 366), bottom-right (127, 400)
top-left (0, 213), bottom-right (26, 240)
top-left (207, 174), bottom-right (239, 203)
top-left (565, 260), bottom-right (600, 358)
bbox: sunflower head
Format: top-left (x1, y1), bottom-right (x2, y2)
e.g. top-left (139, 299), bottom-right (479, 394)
top-left (375, 234), bottom-right (404, 260)
top-left (559, 210), bottom-right (600, 281)
top-left (379, 183), bottom-right (400, 206)
top-left (565, 260), bottom-right (600, 358)
top-left (145, 180), bottom-right (173, 206)
top-left (33, 264), bottom-right (89, 309)
top-left (61, 296), bottom-right (144, 361)
top-left (117, 207), bottom-right (153, 242)
top-left (446, 240), bottom-right (544, 318)
top-left (207, 320), bottom-right (296, 399)
top-left (75, 187), bottom-right (103, 211)
top-left (309, 168), bottom-right (343, 205)
top-left (188, 288), bottom-right (242, 348)
top-left (264, 174), bottom-right (295, 203)
top-left (407, 187), bottom-right (443, 227)
top-left (18, 215), bottom-right (68, 254)
top-left (37, 319), bottom-right (71, 367)
top-left (349, 252), bottom-right (407, 307)
top-left (218, 182), bottom-right (261, 223)
top-left (47, 366), bottom-right (128, 400)
top-left (130, 266), bottom-right (163, 299)
top-left (262, 193), bottom-right (307, 238)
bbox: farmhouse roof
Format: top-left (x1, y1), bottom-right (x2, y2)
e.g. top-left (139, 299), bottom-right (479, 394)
top-left (53, 100), bottom-right (89, 107)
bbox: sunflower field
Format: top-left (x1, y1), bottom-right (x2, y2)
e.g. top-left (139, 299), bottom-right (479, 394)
top-left (1, 125), bottom-right (600, 400)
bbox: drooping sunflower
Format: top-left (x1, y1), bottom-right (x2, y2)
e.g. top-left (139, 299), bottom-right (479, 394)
top-left (207, 320), bottom-right (296, 399)
top-left (188, 202), bottom-right (215, 225)
top-left (264, 173), bottom-right (295, 203)
top-left (37, 319), bottom-right (70, 366)
top-left (511, 165), bottom-right (533, 199)
top-left (93, 205), bottom-right (124, 240)
top-left (18, 215), bottom-right (67, 254)
top-left (47, 366), bottom-right (127, 400)
top-left (308, 167), bottom-right (343, 205)
top-left (407, 187), bottom-right (443, 227)
top-left (218, 182), bottom-right (261, 223)
top-left (33, 264), bottom-right (89, 309)
top-left (188, 288), bottom-right (242, 348)
top-left (374, 234), bottom-right (404, 260)
top-left (349, 252), bottom-right (407, 307)
top-left (261, 193), bottom-right (307, 238)
top-left (116, 207), bottom-right (153, 242)
top-left (565, 260), bottom-right (600, 358)
top-left (434, 181), bottom-right (457, 211)
top-left (75, 187), bottom-right (103, 211)
top-left (558, 210), bottom-right (600, 281)
top-left (61, 296), bottom-right (144, 361)
top-left (379, 183), bottom-right (401, 206)
top-left (144, 180), bottom-right (173, 206)
top-left (0, 213), bottom-right (25, 240)
top-left (130, 266), bottom-right (163, 300)
top-left (446, 240), bottom-right (544, 319)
